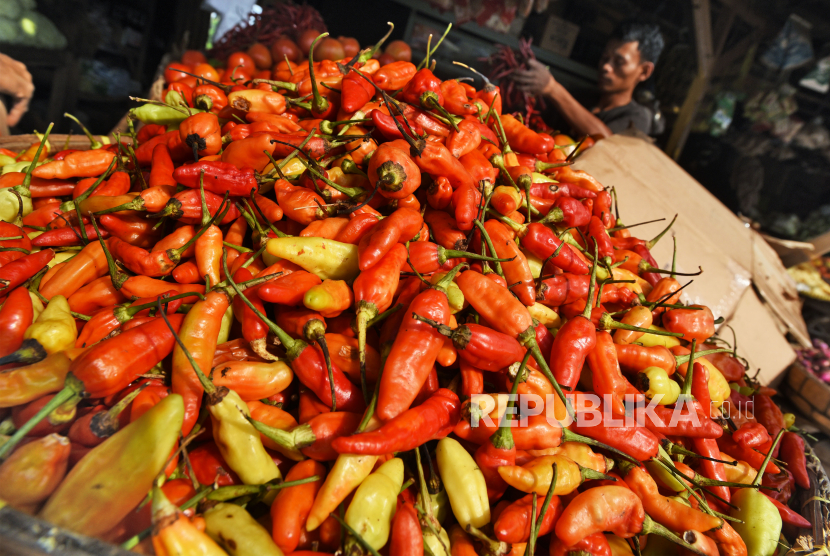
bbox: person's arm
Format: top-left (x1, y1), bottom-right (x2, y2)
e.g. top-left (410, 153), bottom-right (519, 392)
top-left (0, 53), bottom-right (34, 128)
top-left (513, 59), bottom-right (612, 139)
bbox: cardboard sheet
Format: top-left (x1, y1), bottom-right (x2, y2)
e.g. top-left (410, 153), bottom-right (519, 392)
top-left (574, 135), bottom-right (802, 382)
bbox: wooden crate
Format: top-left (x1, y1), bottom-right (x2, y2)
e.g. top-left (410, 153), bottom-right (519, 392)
top-left (786, 362), bottom-right (830, 436)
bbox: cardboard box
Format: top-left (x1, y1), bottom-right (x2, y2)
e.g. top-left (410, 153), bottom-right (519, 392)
top-left (539, 15), bottom-right (580, 58)
top-left (574, 135), bottom-right (803, 384)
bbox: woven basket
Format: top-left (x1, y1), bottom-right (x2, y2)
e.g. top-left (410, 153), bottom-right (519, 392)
top-left (786, 362), bottom-right (830, 436)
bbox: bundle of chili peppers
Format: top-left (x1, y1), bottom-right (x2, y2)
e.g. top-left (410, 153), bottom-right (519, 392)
top-left (0, 24), bottom-right (817, 556)
top-left (485, 38), bottom-right (544, 126)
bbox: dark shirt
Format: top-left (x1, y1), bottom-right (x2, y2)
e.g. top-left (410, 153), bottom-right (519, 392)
top-left (596, 101), bottom-right (653, 135)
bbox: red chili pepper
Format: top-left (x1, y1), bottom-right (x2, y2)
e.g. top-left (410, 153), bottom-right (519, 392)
top-left (550, 532), bottom-right (611, 556)
top-left (587, 216), bottom-right (614, 259)
top-left (366, 142), bottom-right (422, 200)
top-left (332, 388), bottom-right (459, 455)
top-left (494, 493), bottom-right (564, 543)
top-left (357, 208), bottom-right (422, 270)
top-left (758, 492), bottom-right (809, 530)
top-left (588, 331), bottom-right (633, 416)
top-left (369, 109), bottom-right (425, 141)
top-left (0, 287), bottom-right (33, 362)
top-left (693, 437), bottom-right (731, 503)
top-left (377, 273), bottom-right (458, 421)
top-left (460, 149), bottom-right (498, 185)
top-left (440, 79), bottom-right (477, 116)
top-left (0, 249), bottom-right (54, 294)
top-left (31, 226), bottom-right (108, 248)
top-left (498, 114), bottom-right (555, 154)
top-left (373, 61), bottom-right (417, 91)
top-left (733, 422), bottom-right (770, 449)
top-left (301, 411), bottom-right (362, 461)
top-left (453, 183), bottom-right (482, 232)
top-left (173, 161), bottom-right (259, 196)
top-left (426, 176), bottom-right (453, 210)
top-left (779, 431), bottom-right (810, 489)
top-left (390, 501), bottom-right (423, 556)
top-left (447, 119), bottom-right (482, 158)
top-left (414, 141), bottom-right (476, 191)
top-left (258, 271), bottom-right (322, 306)
top-left (164, 188), bottom-right (241, 225)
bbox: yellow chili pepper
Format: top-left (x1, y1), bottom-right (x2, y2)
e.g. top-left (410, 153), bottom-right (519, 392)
top-left (429, 271), bottom-right (465, 313)
top-left (39, 394), bottom-right (184, 537)
top-left (424, 526), bottom-right (451, 556)
top-left (306, 416), bottom-right (382, 531)
top-left (552, 442), bottom-right (607, 473)
top-left (497, 454), bottom-right (609, 496)
top-left (266, 236), bottom-right (360, 281)
top-left (47, 251), bottom-right (75, 269)
top-left (635, 324), bottom-right (681, 348)
top-left (24, 295), bottom-right (76, 354)
top-left (151, 483), bottom-right (226, 556)
top-left (29, 292), bottom-right (44, 321)
top-left (204, 502), bottom-right (284, 556)
top-left (782, 412), bottom-right (796, 429)
top-left (636, 366), bottom-right (680, 405)
top-left (217, 305), bottom-right (234, 344)
top-left (211, 388), bottom-right (281, 485)
top-left (721, 452), bottom-right (758, 485)
top-left (528, 302), bottom-right (561, 328)
top-left (303, 279), bottom-right (354, 318)
top-left (436, 437), bottom-right (490, 528)
top-left (345, 457), bottom-right (404, 552)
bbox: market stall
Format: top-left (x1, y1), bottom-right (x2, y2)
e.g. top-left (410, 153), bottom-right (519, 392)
top-left (0, 2), bottom-right (827, 556)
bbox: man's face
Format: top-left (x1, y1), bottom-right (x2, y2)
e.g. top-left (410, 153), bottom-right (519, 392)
top-left (597, 40), bottom-right (651, 94)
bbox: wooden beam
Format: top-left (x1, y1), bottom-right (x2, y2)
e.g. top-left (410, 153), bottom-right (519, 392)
top-left (666, 0), bottom-right (738, 160)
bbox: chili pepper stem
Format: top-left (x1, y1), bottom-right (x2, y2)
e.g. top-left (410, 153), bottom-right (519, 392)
top-left (92, 382), bottom-right (149, 438)
top-left (641, 514), bottom-right (707, 556)
top-left (0, 373), bottom-right (84, 460)
top-left (473, 219), bottom-right (505, 278)
top-left (0, 338), bottom-right (47, 367)
top-left (752, 430), bottom-right (786, 486)
top-left (518, 326), bottom-right (575, 422)
top-left (243, 416), bottom-right (315, 457)
top-left (524, 462), bottom-right (557, 556)
top-left (489, 350), bottom-right (531, 450)
top-left (220, 249), bottom-right (303, 359)
top-left (661, 439), bottom-right (737, 466)
top-left (598, 312), bottom-right (682, 337)
top-left (366, 303), bottom-right (401, 328)
top-left (647, 214), bottom-right (678, 250)
top-left (465, 524), bottom-right (510, 555)
top-left (156, 298), bottom-right (224, 403)
top-left (19, 122), bottom-right (53, 195)
top-left (308, 33), bottom-right (331, 115)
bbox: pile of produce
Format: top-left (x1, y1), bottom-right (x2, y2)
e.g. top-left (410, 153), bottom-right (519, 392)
top-left (0, 23), bottom-right (818, 556)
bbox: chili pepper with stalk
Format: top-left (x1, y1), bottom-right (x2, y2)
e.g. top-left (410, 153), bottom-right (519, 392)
top-left (159, 299), bottom-right (282, 486)
top-left (456, 268), bottom-right (575, 417)
top-left (75, 290), bottom-right (195, 348)
top-left (0, 304), bottom-right (186, 460)
top-left (223, 250), bottom-right (363, 414)
top-left (149, 482), bottom-right (226, 556)
top-left (493, 213), bottom-right (590, 275)
top-left (353, 242), bottom-right (406, 398)
top-left (67, 383), bottom-right (149, 447)
top-left (366, 142), bottom-right (421, 200)
top-left (376, 263), bottom-right (463, 421)
top-left (270, 458), bottom-right (326, 553)
top-left (495, 468), bottom-right (563, 546)
top-left (0, 248), bottom-right (54, 295)
top-left (36, 393), bottom-right (183, 537)
top-left (403, 241), bottom-right (510, 274)
top-left (729, 430), bottom-right (786, 556)
top-left (779, 431), bottom-right (810, 489)
top-left (172, 160), bottom-right (261, 196)
top-left (475, 218), bottom-right (535, 305)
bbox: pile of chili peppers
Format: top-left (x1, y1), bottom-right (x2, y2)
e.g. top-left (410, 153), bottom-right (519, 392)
top-left (0, 24), bottom-right (817, 556)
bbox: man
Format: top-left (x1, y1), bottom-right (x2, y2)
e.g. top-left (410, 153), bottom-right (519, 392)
top-left (513, 20), bottom-right (663, 138)
top-left (0, 52), bottom-right (34, 134)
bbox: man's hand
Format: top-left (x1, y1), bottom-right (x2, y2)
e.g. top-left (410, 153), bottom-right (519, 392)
top-left (513, 59), bottom-right (556, 97)
top-left (0, 53), bottom-right (34, 127)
